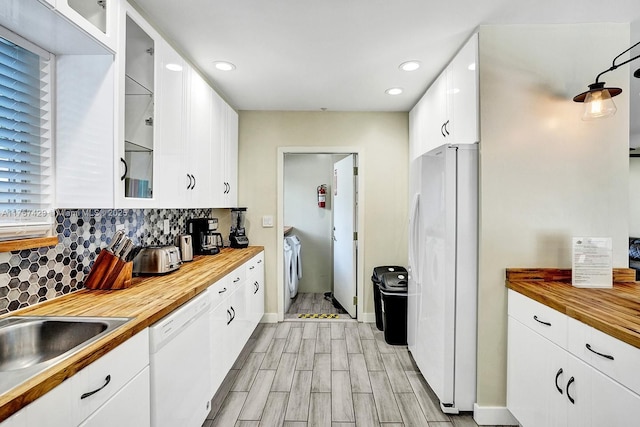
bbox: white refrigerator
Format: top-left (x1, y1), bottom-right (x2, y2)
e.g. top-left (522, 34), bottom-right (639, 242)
top-left (407, 143), bottom-right (478, 413)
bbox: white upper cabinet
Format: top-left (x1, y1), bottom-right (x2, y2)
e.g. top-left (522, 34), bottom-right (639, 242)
top-left (211, 92), bottom-right (239, 208)
top-left (185, 67), bottom-right (213, 208)
top-left (116, 3), bottom-right (158, 207)
top-left (409, 33), bottom-right (479, 158)
top-left (152, 38), bottom-right (187, 207)
top-left (448, 33), bottom-right (479, 144)
top-left (54, 0), bottom-right (119, 52)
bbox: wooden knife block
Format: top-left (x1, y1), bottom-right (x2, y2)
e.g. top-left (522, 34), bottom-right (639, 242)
top-left (84, 250), bottom-right (133, 290)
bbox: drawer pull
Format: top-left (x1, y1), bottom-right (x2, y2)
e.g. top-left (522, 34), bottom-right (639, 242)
top-left (81, 375), bottom-right (111, 400)
top-left (249, 266), bottom-right (255, 270)
top-left (218, 287), bottom-right (227, 294)
top-left (533, 315), bottom-right (551, 326)
top-left (555, 368), bottom-right (563, 394)
top-left (586, 343), bottom-right (614, 360)
top-left (233, 277), bottom-right (241, 283)
top-left (567, 377), bottom-right (575, 404)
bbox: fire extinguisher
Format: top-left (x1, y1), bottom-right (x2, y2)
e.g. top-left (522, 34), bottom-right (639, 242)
top-left (317, 184), bottom-right (327, 208)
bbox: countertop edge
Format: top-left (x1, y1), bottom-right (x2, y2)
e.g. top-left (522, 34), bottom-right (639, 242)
top-left (0, 246), bottom-right (264, 422)
top-left (506, 270), bottom-right (640, 350)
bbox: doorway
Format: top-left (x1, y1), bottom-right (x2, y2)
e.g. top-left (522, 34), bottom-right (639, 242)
top-left (277, 147), bottom-right (364, 322)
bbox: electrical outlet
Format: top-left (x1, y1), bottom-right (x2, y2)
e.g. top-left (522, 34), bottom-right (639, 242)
top-left (262, 215), bottom-right (274, 228)
top-left (115, 224), bottom-right (125, 231)
top-left (163, 219), bottom-right (170, 234)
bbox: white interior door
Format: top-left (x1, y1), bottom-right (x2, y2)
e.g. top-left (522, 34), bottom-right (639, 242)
top-left (332, 154), bottom-right (357, 318)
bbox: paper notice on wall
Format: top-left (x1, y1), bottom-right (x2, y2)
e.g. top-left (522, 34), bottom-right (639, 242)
top-left (572, 237), bottom-right (612, 288)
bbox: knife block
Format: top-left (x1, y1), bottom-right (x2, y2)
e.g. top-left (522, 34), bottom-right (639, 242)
top-left (84, 250), bottom-right (133, 290)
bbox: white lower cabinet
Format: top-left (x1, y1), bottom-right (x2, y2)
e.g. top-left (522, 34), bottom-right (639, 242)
top-left (507, 290), bottom-right (640, 427)
top-left (208, 252), bottom-right (265, 396)
top-left (78, 367), bottom-right (150, 427)
top-left (1, 329), bottom-right (150, 427)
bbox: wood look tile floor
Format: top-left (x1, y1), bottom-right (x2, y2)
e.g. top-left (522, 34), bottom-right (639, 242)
top-left (203, 321), bottom-right (509, 427)
top-left (285, 293), bottom-right (348, 320)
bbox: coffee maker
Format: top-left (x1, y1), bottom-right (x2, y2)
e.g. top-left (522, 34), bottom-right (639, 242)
top-left (186, 218), bottom-right (224, 255)
top-left (229, 208), bottom-right (249, 248)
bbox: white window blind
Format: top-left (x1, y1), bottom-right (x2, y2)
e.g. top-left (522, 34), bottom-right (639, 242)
top-left (0, 32), bottom-right (53, 240)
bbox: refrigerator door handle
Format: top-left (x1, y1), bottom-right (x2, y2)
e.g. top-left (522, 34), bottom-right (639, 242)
top-left (408, 193), bottom-right (420, 283)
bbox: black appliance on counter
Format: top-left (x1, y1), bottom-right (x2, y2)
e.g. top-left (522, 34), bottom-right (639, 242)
top-left (187, 218), bottom-right (224, 255)
top-left (230, 207), bottom-right (249, 249)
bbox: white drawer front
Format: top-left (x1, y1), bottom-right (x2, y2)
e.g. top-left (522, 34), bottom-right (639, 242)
top-left (226, 266), bottom-right (246, 291)
top-left (245, 252), bottom-right (264, 277)
top-left (508, 290), bottom-right (567, 348)
top-left (567, 317), bottom-right (640, 395)
top-left (73, 329), bottom-right (150, 423)
top-left (209, 275), bottom-right (231, 309)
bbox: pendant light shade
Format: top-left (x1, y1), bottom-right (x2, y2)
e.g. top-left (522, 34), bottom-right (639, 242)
top-left (574, 82), bottom-right (620, 120)
top-left (573, 40), bottom-right (640, 119)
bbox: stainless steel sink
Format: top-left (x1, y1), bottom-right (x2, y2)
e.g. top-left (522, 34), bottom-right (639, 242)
top-left (0, 316), bottom-right (131, 395)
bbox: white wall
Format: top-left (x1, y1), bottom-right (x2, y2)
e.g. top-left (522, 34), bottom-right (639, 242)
top-left (284, 153), bottom-right (334, 294)
top-left (477, 24), bottom-right (630, 408)
top-left (238, 111), bottom-right (408, 318)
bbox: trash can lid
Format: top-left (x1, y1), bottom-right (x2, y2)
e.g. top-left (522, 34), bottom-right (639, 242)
top-left (379, 271), bottom-right (408, 292)
top-left (372, 266), bottom-right (407, 284)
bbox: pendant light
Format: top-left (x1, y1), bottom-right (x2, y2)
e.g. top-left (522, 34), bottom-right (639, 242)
top-left (573, 40), bottom-right (640, 120)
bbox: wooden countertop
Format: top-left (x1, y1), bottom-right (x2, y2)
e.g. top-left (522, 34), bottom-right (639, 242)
top-left (506, 268), bottom-right (640, 350)
top-left (0, 246), bottom-right (263, 422)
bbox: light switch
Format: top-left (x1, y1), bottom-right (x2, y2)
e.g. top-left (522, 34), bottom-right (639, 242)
top-left (262, 215), bottom-right (274, 228)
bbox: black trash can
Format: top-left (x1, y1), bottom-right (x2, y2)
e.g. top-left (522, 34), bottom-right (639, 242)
top-left (371, 266), bottom-right (407, 331)
top-left (379, 271), bottom-right (408, 345)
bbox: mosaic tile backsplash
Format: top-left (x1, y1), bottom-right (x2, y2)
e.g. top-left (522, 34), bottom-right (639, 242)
top-left (0, 208), bottom-right (226, 315)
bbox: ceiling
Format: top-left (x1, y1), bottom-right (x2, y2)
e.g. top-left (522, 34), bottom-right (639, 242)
top-left (131, 0), bottom-right (640, 114)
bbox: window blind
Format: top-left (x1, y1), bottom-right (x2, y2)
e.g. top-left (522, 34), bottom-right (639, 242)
top-left (0, 35), bottom-right (53, 240)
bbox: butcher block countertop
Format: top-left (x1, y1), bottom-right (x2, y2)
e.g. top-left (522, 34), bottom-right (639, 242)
top-left (506, 268), bottom-right (640, 350)
top-left (0, 246), bottom-right (263, 422)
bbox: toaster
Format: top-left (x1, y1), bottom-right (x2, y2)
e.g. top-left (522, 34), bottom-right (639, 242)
top-left (133, 245), bottom-right (182, 275)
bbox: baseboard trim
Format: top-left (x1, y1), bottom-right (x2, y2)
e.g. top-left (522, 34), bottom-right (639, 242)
top-left (473, 404), bottom-right (518, 426)
top-left (360, 312), bottom-right (375, 323)
top-left (260, 312), bottom-right (279, 323)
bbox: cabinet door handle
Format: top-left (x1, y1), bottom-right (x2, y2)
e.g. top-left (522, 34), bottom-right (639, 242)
top-left (566, 377), bottom-right (575, 404)
top-left (254, 281), bottom-right (259, 294)
top-left (555, 368), bottom-right (563, 394)
top-left (533, 315), bottom-right (551, 326)
top-left (444, 120), bottom-right (450, 136)
top-left (186, 174), bottom-right (192, 190)
top-left (226, 308), bottom-right (232, 325)
top-left (441, 122), bottom-right (447, 137)
top-left (81, 375), bottom-right (111, 400)
top-left (230, 306), bottom-right (236, 322)
top-left (192, 174), bottom-right (196, 189)
top-left (120, 158), bottom-right (128, 181)
top-left (586, 343), bottom-right (614, 360)
top-left (218, 287), bottom-right (227, 294)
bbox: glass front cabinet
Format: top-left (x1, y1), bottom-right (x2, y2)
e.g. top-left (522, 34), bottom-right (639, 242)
top-left (117, 3), bottom-right (157, 206)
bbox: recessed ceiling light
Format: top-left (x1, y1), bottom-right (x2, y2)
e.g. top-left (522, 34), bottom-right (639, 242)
top-left (214, 61), bottom-right (236, 71)
top-left (399, 61), bottom-right (421, 72)
top-left (385, 87), bottom-right (403, 95)
top-left (165, 63), bottom-right (183, 71)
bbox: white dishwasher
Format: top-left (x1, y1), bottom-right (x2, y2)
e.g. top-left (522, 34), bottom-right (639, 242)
top-left (149, 290), bottom-right (211, 427)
